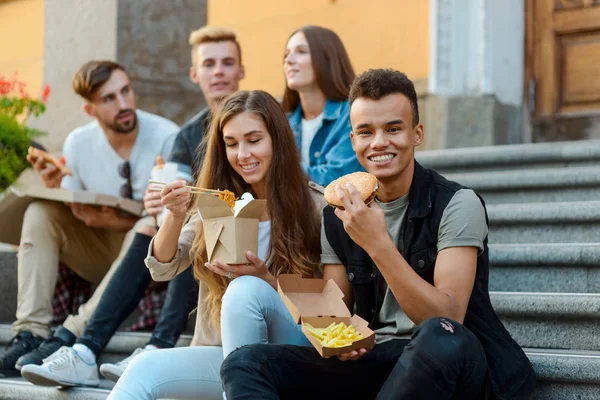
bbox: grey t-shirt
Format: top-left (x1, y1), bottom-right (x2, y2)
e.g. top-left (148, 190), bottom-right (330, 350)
top-left (320, 189), bottom-right (488, 344)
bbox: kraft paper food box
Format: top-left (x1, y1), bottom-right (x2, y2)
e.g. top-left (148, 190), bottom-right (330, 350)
top-left (277, 274), bottom-right (376, 358)
top-left (196, 193), bottom-right (266, 264)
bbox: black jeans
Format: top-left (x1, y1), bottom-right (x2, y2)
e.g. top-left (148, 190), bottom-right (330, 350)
top-left (221, 317), bottom-right (489, 400)
top-left (76, 233), bottom-right (197, 356)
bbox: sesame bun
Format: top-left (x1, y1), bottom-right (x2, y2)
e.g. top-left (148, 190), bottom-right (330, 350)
top-left (324, 172), bottom-right (378, 209)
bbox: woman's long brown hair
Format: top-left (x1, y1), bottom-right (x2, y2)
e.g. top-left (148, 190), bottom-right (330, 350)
top-left (190, 90), bottom-right (321, 330)
top-left (282, 25), bottom-right (356, 113)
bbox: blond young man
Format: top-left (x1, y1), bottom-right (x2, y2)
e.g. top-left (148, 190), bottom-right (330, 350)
top-left (19, 26), bottom-right (246, 388)
top-left (0, 60), bottom-right (178, 372)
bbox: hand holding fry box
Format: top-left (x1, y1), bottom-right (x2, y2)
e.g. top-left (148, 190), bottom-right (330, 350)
top-left (196, 193), bottom-right (267, 264)
top-left (277, 274), bottom-right (375, 358)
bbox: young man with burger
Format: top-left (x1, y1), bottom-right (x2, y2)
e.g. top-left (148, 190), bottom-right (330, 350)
top-left (220, 69), bottom-right (536, 399)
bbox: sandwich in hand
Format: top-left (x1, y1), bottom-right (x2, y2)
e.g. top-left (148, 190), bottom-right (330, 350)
top-left (324, 172), bottom-right (377, 210)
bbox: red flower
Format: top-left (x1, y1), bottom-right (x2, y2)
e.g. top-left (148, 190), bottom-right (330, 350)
top-left (17, 81), bottom-right (29, 99)
top-left (41, 84), bottom-right (51, 103)
top-left (0, 76), bottom-right (12, 96)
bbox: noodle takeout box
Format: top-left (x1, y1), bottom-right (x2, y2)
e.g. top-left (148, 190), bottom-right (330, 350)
top-left (196, 193), bottom-right (266, 264)
top-left (277, 274), bottom-right (376, 358)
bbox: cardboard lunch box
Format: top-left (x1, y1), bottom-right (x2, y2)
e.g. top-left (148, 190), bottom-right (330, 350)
top-left (196, 193), bottom-right (267, 264)
top-left (277, 274), bottom-right (376, 358)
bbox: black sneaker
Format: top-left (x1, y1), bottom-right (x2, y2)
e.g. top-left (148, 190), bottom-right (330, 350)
top-left (0, 331), bottom-right (44, 371)
top-left (15, 326), bottom-right (76, 371)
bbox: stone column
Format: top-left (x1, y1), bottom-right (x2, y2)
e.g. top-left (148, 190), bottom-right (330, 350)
top-left (29, 0), bottom-right (118, 153)
top-left (117, 0), bottom-right (207, 125)
top-left (426, 0), bottom-right (525, 148)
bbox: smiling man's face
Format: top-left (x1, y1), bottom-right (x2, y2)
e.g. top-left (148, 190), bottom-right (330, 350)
top-left (350, 93), bottom-right (423, 183)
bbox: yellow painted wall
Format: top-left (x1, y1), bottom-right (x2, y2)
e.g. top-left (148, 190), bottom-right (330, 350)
top-left (0, 0), bottom-right (44, 96)
top-left (208, 0), bottom-right (429, 97)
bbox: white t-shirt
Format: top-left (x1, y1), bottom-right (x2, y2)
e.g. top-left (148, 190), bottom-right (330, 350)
top-left (60, 110), bottom-right (178, 201)
top-left (257, 220), bottom-right (271, 261)
top-left (300, 113), bottom-right (324, 165)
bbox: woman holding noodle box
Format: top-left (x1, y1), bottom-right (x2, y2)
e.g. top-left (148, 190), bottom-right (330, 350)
top-left (106, 90), bottom-right (326, 400)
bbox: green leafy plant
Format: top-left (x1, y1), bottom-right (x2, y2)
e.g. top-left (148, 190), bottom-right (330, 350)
top-left (0, 74), bottom-right (50, 192)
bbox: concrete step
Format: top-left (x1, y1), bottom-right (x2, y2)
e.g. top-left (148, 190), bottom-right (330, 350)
top-left (491, 292), bottom-right (600, 351)
top-left (489, 243), bottom-right (600, 293)
top-left (446, 165), bottom-right (600, 204)
top-left (1, 348), bottom-right (599, 399)
top-left (0, 251), bottom-right (17, 323)
top-left (486, 201), bottom-right (600, 244)
top-left (0, 324), bottom-right (192, 365)
top-left (0, 375), bottom-right (112, 400)
top-left (527, 348), bottom-right (600, 400)
top-left (417, 139), bottom-right (600, 174)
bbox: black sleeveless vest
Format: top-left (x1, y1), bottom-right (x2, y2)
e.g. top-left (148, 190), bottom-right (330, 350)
top-left (324, 161), bottom-right (535, 400)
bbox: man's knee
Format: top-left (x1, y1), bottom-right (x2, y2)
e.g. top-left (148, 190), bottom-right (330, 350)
top-left (22, 201), bottom-right (67, 233)
top-left (221, 344), bottom-right (267, 378)
top-left (411, 317), bottom-right (475, 364)
top-left (20, 201), bottom-right (68, 251)
top-left (222, 275), bottom-right (272, 309)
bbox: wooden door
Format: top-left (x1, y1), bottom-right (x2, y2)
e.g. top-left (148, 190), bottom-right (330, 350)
top-left (526, 0), bottom-right (600, 141)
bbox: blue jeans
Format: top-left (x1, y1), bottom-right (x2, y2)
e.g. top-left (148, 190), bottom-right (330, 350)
top-left (220, 275), bottom-right (311, 357)
top-left (107, 275), bottom-right (308, 400)
top-left (221, 317), bottom-right (490, 400)
top-left (76, 233), bottom-right (197, 356)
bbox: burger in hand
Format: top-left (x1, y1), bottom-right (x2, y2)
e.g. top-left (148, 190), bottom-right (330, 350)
top-left (324, 172), bottom-right (378, 210)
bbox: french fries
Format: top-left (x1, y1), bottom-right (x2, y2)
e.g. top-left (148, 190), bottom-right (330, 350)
top-left (304, 322), bottom-right (364, 348)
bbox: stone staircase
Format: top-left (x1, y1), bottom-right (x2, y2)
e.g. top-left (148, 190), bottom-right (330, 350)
top-left (2, 139), bottom-right (600, 398)
top-left (419, 140), bottom-right (600, 399)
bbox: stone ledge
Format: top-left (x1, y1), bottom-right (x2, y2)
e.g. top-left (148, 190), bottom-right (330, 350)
top-left (0, 324), bottom-right (192, 355)
top-left (0, 251), bottom-right (17, 324)
top-left (417, 139), bottom-right (600, 173)
top-left (0, 377), bottom-right (111, 400)
top-left (490, 265), bottom-right (600, 293)
top-left (490, 292), bottom-right (600, 319)
top-left (489, 243), bottom-right (600, 266)
top-left (446, 165), bottom-right (600, 190)
top-left (487, 201), bottom-right (600, 223)
top-left (527, 348), bottom-right (600, 384)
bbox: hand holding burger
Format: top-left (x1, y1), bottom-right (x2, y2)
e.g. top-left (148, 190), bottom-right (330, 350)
top-left (324, 172), bottom-right (390, 254)
top-left (324, 172), bottom-right (378, 210)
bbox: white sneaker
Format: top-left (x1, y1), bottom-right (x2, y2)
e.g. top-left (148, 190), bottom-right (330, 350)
top-left (99, 347), bottom-right (149, 382)
top-left (21, 346), bottom-right (100, 387)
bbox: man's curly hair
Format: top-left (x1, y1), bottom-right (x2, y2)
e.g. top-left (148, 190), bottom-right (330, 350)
top-left (349, 69), bottom-right (419, 127)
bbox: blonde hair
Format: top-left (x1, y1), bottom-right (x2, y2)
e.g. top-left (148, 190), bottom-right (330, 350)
top-left (189, 26), bottom-right (242, 65)
top-left (190, 90), bottom-right (321, 330)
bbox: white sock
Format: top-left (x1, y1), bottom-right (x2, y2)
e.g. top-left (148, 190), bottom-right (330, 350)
top-left (144, 344), bottom-right (158, 351)
top-left (72, 343), bottom-right (96, 364)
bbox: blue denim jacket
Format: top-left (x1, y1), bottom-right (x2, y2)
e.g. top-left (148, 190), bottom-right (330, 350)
top-left (288, 99), bottom-right (363, 186)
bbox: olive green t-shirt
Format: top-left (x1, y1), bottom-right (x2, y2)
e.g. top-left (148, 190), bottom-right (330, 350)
top-left (320, 189), bottom-right (488, 344)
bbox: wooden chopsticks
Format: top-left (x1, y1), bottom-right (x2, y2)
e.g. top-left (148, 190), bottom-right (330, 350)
top-left (148, 180), bottom-right (226, 195)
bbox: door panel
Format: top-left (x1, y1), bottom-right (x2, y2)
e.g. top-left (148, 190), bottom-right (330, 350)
top-left (559, 31), bottom-right (600, 112)
top-left (527, 0), bottom-right (600, 141)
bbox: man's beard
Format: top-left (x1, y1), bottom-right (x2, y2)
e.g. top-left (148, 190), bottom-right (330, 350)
top-left (108, 109), bottom-right (138, 134)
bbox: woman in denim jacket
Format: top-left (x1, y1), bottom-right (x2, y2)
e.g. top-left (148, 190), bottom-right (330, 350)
top-left (283, 25), bottom-right (363, 186)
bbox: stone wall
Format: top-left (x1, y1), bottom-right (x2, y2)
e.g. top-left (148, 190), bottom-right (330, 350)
top-left (117, 0), bottom-right (207, 126)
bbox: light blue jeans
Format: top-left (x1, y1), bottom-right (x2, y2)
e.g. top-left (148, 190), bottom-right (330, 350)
top-left (107, 275), bottom-right (309, 400)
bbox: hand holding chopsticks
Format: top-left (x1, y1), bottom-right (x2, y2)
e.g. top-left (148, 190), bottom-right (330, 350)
top-left (148, 180), bottom-right (227, 195)
top-left (149, 180), bottom-right (237, 209)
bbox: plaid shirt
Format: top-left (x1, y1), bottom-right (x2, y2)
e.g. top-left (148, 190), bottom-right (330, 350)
top-left (51, 263), bottom-right (166, 332)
